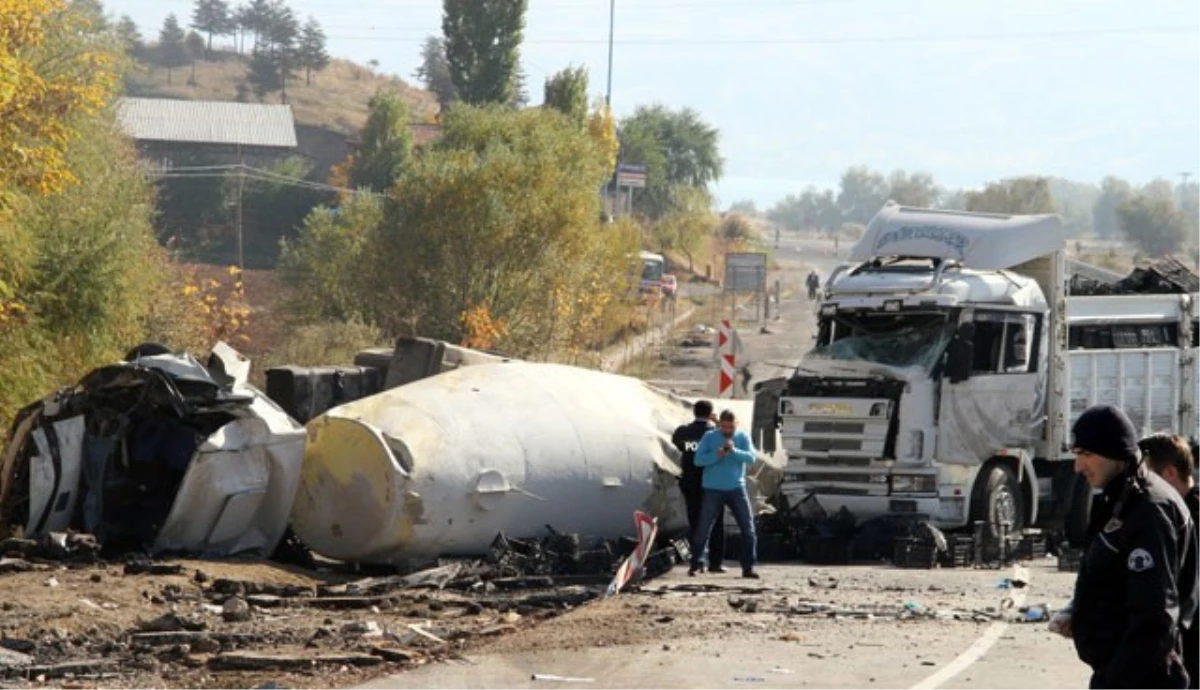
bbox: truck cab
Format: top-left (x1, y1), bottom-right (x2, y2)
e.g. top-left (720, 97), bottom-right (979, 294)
top-left (764, 203), bottom-right (1198, 541)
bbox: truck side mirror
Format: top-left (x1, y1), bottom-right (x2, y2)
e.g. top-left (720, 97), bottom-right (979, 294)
top-left (946, 323), bottom-right (975, 383)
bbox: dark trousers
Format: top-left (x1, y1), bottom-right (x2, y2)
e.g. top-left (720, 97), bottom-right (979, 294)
top-left (680, 478), bottom-right (724, 568)
top-left (691, 486), bottom-right (756, 571)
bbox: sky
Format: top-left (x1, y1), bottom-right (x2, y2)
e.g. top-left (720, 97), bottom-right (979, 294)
top-left (107, 0), bottom-right (1200, 209)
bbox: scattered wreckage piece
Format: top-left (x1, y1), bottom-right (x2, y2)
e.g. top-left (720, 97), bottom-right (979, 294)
top-left (208, 651), bottom-right (384, 671)
top-left (290, 362), bottom-right (700, 566)
top-left (0, 342), bottom-right (305, 559)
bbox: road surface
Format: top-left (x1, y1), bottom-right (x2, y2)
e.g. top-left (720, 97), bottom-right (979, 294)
top-left (359, 559), bottom-right (1090, 689)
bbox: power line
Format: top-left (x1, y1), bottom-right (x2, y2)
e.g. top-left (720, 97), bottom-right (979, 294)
top-left (320, 25), bottom-right (1198, 45)
top-left (144, 164), bottom-right (379, 197)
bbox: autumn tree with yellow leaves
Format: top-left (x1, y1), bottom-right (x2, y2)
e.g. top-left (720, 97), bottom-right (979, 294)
top-left (0, 0), bottom-right (202, 428)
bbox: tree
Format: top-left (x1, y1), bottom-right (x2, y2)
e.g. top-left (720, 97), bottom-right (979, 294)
top-left (296, 17), bottom-right (329, 86)
top-left (279, 193), bottom-right (383, 324)
top-left (185, 31), bottom-right (206, 83)
top-left (965, 176), bottom-right (1056, 215)
top-left (767, 187), bottom-right (840, 231)
top-left (586, 98), bottom-right (618, 180)
top-left (729, 199), bottom-right (758, 216)
top-left (348, 91), bottom-right (415, 192)
top-left (618, 104), bottom-right (723, 220)
top-left (158, 14), bottom-right (189, 86)
top-left (836, 167), bottom-right (888, 225)
top-left (887, 170), bottom-right (937, 208)
top-left (263, 0), bottom-right (299, 101)
top-left (244, 0), bottom-right (298, 102)
top-left (542, 65), bottom-right (589, 126)
top-left (1, 0), bottom-right (186, 429)
top-left (239, 0), bottom-right (272, 53)
top-left (442, 0), bottom-right (528, 106)
top-left (650, 187), bottom-right (714, 271)
top-left (414, 36), bottom-right (457, 110)
top-left (115, 15), bottom-right (143, 55)
top-left (1092, 180), bottom-right (1127, 237)
top-left (191, 0), bottom-right (232, 54)
top-left (0, 0), bottom-right (117, 201)
top-left (247, 49), bottom-right (281, 98)
top-left (1116, 195), bottom-right (1189, 258)
top-left (239, 156), bottom-right (332, 266)
top-left (1141, 178), bottom-right (1176, 203)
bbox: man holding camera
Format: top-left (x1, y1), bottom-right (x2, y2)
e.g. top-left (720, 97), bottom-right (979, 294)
top-left (688, 409), bottom-right (760, 579)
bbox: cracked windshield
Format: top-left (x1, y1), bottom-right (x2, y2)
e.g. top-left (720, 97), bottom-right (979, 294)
top-left (810, 314), bottom-right (952, 371)
top-left (0, 0), bottom-right (1196, 688)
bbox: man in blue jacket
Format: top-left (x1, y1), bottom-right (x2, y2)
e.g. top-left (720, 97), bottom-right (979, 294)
top-left (688, 409), bottom-right (760, 579)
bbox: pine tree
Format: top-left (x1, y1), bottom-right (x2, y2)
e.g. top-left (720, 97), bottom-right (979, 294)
top-left (158, 14), bottom-right (189, 85)
top-left (442, 0), bottom-right (528, 106)
top-left (414, 36), bottom-right (457, 109)
top-left (115, 15), bottom-right (143, 56)
top-left (297, 16), bottom-right (329, 86)
top-left (191, 0), bottom-right (232, 55)
top-left (263, 0), bottom-right (299, 102)
top-left (185, 31), bottom-right (205, 83)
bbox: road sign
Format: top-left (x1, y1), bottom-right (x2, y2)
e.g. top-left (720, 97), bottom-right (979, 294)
top-left (725, 252), bottom-right (767, 292)
top-left (616, 164), bottom-right (647, 188)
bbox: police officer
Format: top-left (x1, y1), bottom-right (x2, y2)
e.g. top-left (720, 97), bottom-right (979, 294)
top-left (672, 399), bottom-right (725, 573)
top-left (1066, 405), bottom-right (1198, 689)
top-left (1140, 433), bottom-right (1199, 689)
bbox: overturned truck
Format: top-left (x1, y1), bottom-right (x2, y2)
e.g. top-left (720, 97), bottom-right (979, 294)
top-left (0, 344), bottom-right (305, 557)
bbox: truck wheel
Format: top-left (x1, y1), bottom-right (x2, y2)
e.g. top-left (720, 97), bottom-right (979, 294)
top-left (1064, 474), bottom-right (1092, 548)
top-left (970, 464), bottom-right (1025, 540)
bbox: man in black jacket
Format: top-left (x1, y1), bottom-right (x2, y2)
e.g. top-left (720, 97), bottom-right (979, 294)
top-left (1140, 433), bottom-right (1199, 689)
top-left (672, 400), bottom-right (725, 572)
top-left (1067, 405), bottom-right (1197, 689)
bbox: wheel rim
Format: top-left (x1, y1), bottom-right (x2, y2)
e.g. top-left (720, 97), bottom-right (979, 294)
top-left (994, 486), bottom-right (1017, 528)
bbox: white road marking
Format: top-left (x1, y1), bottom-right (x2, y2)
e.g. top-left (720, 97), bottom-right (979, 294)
top-left (910, 565), bottom-right (1030, 690)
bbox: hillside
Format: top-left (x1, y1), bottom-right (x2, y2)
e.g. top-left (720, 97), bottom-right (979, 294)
top-left (125, 50), bottom-right (438, 135)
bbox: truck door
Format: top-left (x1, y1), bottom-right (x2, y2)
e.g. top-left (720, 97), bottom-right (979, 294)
top-left (937, 310), bottom-right (1045, 464)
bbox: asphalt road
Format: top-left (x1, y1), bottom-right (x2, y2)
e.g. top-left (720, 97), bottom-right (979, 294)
top-left (358, 559), bottom-right (1090, 689)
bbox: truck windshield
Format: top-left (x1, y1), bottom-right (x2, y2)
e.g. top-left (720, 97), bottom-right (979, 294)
top-left (809, 313), bottom-right (952, 370)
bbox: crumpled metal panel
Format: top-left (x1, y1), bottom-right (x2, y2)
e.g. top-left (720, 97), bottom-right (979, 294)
top-left (154, 389), bottom-right (305, 557)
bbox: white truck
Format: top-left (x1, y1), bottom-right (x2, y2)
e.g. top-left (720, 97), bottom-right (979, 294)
top-left (757, 204), bottom-right (1198, 545)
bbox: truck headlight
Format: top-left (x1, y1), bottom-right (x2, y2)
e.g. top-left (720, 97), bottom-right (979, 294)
top-left (891, 474), bottom-right (936, 494)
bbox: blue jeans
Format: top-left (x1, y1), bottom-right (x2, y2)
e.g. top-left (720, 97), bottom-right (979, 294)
top-left (690, 486), bottom-right (756, 571)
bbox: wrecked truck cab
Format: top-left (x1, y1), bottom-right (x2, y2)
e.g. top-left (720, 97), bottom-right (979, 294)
top-left (0, 343), bottom-right (305, 558)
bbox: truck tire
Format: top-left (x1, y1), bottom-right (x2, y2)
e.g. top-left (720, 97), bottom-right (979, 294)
top-left (1064, 474), bottom-right (1093, 548)
top-left (970, 464), bottom-right (1025, 540)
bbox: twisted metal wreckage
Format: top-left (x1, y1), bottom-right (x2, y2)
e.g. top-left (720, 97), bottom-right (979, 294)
top-left (0, 339), bottom-right (783, 568)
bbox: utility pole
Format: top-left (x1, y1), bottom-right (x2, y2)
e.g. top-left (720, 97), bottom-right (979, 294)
top-left (235, 150), bottom-right (245, 270)
top-left (604, 0), bottom-right (616, 222)
top-left (605, 0), bottom-right (615, 107)
top-left (1179, 172), bottom-right (1192, 206)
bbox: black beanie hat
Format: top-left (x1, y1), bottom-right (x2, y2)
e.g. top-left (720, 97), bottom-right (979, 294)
top-left (1071, 404), bottom-right (1140, 464)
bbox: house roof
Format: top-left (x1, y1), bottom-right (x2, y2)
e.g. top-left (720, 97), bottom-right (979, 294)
top-left (117, 97), bottom-right (298, 149)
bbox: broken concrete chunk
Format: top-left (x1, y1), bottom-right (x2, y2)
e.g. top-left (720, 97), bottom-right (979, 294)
top-left (0, 646), bottom-right (33, 669)
top-left (339, 620), bottom-right (383, 637)
top-left (138, 612), bottom-right (208, 633)
top-left (369, 645), bottom-right (424, 663)
top-left (124, 561), bottom-right (185, 576)
top-left (222, 597), bottom-right (252, 623)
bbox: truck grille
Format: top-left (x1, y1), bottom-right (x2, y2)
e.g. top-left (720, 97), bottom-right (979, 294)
top-left (804, 421), bottom-right (865, 435)
top-left (801, 438), bottom-right (863, 452)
